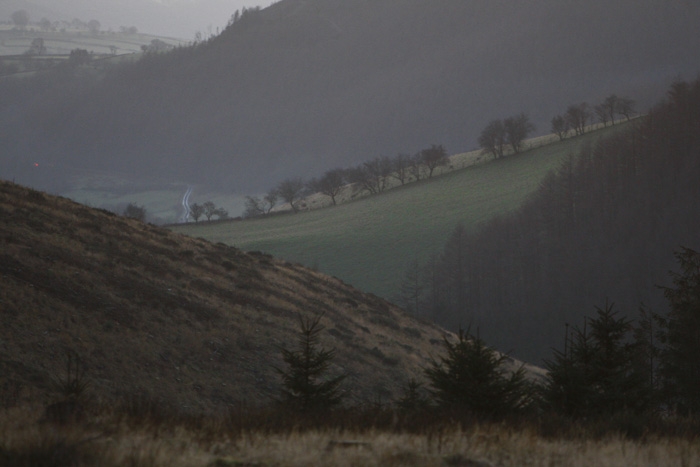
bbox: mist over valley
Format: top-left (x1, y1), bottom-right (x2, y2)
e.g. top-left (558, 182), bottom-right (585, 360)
top-left (2, 0), bottom-right (698, 197)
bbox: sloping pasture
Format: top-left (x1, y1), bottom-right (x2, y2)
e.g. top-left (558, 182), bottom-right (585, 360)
top-left (172, 125), bottom-right (629, 299)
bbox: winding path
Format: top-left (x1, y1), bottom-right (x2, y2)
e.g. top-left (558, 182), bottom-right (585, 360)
top-left (180, 186), bottom-right (193, 223)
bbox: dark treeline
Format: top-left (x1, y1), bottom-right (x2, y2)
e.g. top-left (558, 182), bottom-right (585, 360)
top-left (401, 78), bottom-right (700, 364)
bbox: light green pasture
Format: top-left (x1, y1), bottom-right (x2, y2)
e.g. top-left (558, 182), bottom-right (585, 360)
top-left (171, 127), bottom-right (624, 299)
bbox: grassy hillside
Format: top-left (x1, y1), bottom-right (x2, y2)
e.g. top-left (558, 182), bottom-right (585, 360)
top-left (172, 126), bottom-right (626, 300)
top-left (1, 179), bottom-right (551, 414)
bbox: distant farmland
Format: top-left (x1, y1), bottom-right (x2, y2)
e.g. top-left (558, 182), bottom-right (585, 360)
top-left (172, 124), bottom-right (630, 300)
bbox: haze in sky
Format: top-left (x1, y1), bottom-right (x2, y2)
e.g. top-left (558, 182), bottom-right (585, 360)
top-left (2, 0), bottom-right (273, 38)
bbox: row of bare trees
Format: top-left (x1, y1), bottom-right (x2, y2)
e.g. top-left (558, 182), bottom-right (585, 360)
top-left (244, 145), bottom-right (449, 217)
top-left (8, 10), bottom-right (103, 34)
top-left (551, 94), bottom-right (636, 141)
top-left (189, 201), bottom-right (228, 222)
top-left (478, 113), bottom-right (535, 159)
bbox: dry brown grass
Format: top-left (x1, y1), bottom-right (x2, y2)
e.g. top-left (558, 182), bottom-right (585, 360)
top-left (1, 404), bottom-right (698, 467)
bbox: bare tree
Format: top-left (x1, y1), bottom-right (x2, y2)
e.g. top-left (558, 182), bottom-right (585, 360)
top-left (420, 144), bottom-right (449, 177)
top-left (504, 114), bottom-right (535, 154)
top-left (308, 168), bottom-right (345, 205)
top-left (478, 119), bottom-right (507, 159)
top-left (409, 152), bottom-right (426, 181)
top-left (189, 202), bottom-right (204, 222)
top-left (602, 94), bottom-right (619, 126)
top-left (367, 156), bottom-right (394, 191)
top-left (551, 115), bottom-right (569, 141)
top-left (616, 97), bottom-right (636, 121)
top-left (26, 38), bottom-right (47, 55)
top-left (243, 192), bottom-right (278, 218)
top-left (275, 177), bottom-right (306, 212)
top-left (390, 153), bottom-right (412, 185)
top-left (214, 207), bottom-right (229, 220)
top-left (203, 201), bottom-right (217, 220)
top-left (347, 157), bottom-right (392, 194)
top-left (243, 196), bottom-right (265, 218)
top-left (565, 103), bottom-right (590, 136)
top-left (594, 104), bottom-right (610, 127)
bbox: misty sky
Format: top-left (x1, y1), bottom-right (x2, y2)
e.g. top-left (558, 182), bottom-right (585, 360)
top-left (3, 0), bottom-right (274, 38)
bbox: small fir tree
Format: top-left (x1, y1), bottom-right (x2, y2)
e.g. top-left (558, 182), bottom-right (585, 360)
top-left (276, 313), bottom-right (345, 413)
top-left (396, 378), bottom-right (431, 412)
top-left (657, 247), bottom-right (700, 415)
top-left (425, 328), bottom-right (531, 417)
top-left (543, 322), bottom-right (597, 418)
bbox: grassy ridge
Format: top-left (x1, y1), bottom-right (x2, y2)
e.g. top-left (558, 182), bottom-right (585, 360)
top-left (172, 126), bottom-right (627, 299)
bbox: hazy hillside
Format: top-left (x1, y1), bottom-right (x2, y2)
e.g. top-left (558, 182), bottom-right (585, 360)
top-left (0, 180), bottom-right (550, 412)
top-left (0, 0), bottom-right (239, 38)
top-left (1, 0), bottom-right (698, 194)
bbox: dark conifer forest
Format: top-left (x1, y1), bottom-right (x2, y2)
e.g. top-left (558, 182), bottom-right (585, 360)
top-left (416, 78), bottom-right (700, 363)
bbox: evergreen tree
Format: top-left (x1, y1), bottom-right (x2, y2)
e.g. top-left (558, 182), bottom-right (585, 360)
top-left (657, 247), bottom-right (700, 414)
top-left (276, 313), bottom-right (345, 413)
top-left (425, 328), bottom-right (531, 417)
top-left (588, 302), bottom-right (650, 414)
top-left (395, 378), bottom-right (431, 412)
top-left (543, 322), bottom-right (597, 417)
top-left (543, 302), bottom-right (653, 418)
top-left (631, 306), bottom-right (662, 407)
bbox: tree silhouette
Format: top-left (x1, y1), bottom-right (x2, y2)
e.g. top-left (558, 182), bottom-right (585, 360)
top-left (543, 302), bottom-right (652, 418)
top-left (425, 328), bottom-right (531, 417)
top-left (276, 313), bottom-right (345, 413)
top-left (123, 203), bottom-right (146, 221)
top-left (478, 119), bottom-right (506, 159)
top-left (565, 103), bottom-right (590, 136)
top-left (658, 247), bottom-right (700, 415)
top-left (203, 201), bottom-right (217, 221)
top-left (551, 115), bottom-right (569, 140)
top-left (420, 144), bottom-right (449, 177)
top-left (189, 202), bottom-right (204, 222)
top-left (275, 177), bottom-right (306, 213)
top-left (308, 168), bottom-right (345, 205)
top-left (504, 114), bottom-right (535, 154)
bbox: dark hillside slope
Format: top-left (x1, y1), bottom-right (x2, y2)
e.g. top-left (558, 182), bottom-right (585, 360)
top-left (2, 0), bottom-right (699, 192)
top-left (426, 78), bottom-right (700, 363)
top-left (0, 181), bottom-right (547, 412)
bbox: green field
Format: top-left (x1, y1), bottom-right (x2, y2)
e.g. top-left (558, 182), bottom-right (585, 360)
top-left (0, 27), bottom-right (182, 56)
top-left (0, 27), bottom-right (183, 77)
top-left (171, 125), bottom-right (628, 299)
